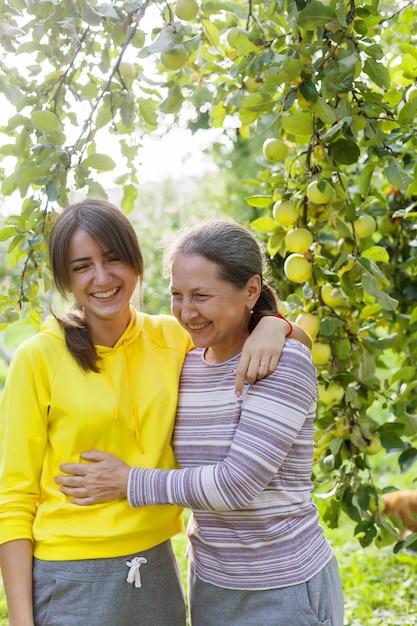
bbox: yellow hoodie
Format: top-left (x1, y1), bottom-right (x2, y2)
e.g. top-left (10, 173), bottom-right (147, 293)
top-left (0, 308), bottom-right (192, 560)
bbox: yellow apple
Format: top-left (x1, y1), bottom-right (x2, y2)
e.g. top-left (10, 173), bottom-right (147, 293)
top-left (175, 0), bottom-right (199, 20)
top-left (295, 312), bottom-right (320, 339)
top-left (353, 215), bottom-right (377, 239)
top-left (160, 47), bottom-right (187, 70)
top-left (311, 342), bottom-right (332, 366)
top-left (283, 253), bottom-right (313, 283)
top-left (262, 138), bottom-right (289, 163)
top-left (306, 180), bottom-right (334, 205)
top-left (321, 283), bottom-right (347, 309)
top-left (284, 227), bottom-right (313, 253)
top-left (272, 200), bottom-right (298, 226)
top-left (319, 382), bottom-right (345, 407)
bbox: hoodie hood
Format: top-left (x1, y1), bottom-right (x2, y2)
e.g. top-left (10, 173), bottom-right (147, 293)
top-left (41, 306), bottom-right (144, 447)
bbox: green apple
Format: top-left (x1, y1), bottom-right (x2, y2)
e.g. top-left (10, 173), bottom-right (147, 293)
top-left (227, 26), bottom-right (244, 48)
top-left (284, 227), bottom-right (313, 253)
top-left (306, 180), bottom-right (334, 205)
top-left (244, 77), bottom-right (262, 93)
top-left (333, 418), bottom-right (349, 439)
top-left (319, 382), bottom-right (345, 407)
top-left (283, 253), bottom-right (313, 283)
top-left (353, 215), bottom-right (377, 239)
top-left (365, 433), bottom-right (382, 455)
top-left (272, 200), bottom-right (298, 226)
top-left (295, 312), bottom-right (320, 339)
top-left (160, 47), bottom-right (187, 70)
top-left (262, 138), bottom-right (289, 163)
top-left (119, 61), bottom-right (136, 83)
top-left (175, 0), bottom-right (198, 20)
top-left (321, 283), bottom-right (347, 309)
top-left (311, 342), bottom-right (332, 366)
top-left (406, 85), bottom-right (417, 101)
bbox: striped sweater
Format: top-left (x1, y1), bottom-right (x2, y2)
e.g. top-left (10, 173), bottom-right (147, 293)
top-left (128, 339), bottom-right (333, 589)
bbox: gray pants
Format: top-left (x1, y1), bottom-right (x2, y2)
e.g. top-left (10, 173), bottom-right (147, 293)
top-left (189, 555), bottom-right (344, 626)
top-left (33, 540), bottom-right (186, 626)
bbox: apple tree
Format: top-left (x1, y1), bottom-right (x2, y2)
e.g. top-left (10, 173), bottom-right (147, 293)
top-left (0, 0), bottom-right (417, 549)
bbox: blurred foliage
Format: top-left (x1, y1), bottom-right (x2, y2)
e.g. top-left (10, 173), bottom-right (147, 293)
top-left (0, 0), bottom-right (417, 549)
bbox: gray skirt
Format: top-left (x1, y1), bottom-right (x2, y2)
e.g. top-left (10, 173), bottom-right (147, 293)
top-left (189, 555), bottom-right (344, 626)
top-left (33, 540), bottom-right (186, 626)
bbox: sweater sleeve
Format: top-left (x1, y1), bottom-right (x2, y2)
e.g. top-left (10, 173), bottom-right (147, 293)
top-left (0, 341), bottom-right (50, 545)
top-left (128, 342), bottom-right (317, 511)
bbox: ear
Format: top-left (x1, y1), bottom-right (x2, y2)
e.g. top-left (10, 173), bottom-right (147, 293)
top-left (246, 275), bottom-right (261, 309)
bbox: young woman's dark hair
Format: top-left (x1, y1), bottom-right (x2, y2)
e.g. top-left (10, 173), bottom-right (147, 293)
top-left (162, 218), bottom-right (279, 331)
top-left (48, 198), bottom-right (144, 372)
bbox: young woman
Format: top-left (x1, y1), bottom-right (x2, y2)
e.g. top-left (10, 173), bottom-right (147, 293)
top-left (0, 200), bottom-right (309, 626)
top-left (57, 219), bottom-right (344, 626)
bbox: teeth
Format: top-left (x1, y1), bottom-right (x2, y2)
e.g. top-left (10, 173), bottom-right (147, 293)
top-left (93, 287), bottom-right (119, 299)
top-left (189, 323), bottom-right (209, 330)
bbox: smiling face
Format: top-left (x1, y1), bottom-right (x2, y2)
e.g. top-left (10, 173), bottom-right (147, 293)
top-left (170, 253), bottom-right (261, 363)
top-left (67, 227), bottom-right (138, 345)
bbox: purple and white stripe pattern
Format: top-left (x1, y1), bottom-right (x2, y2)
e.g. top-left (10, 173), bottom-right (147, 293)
top-left (128, 339), bottom-right (333, 590)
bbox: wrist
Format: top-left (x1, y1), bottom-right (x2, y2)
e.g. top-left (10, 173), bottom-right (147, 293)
top-left (274, 313), bottom-right (293, 337)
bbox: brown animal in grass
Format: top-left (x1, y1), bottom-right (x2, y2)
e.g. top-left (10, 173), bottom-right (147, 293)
top-left (382, 490), bottom-right (417, 538)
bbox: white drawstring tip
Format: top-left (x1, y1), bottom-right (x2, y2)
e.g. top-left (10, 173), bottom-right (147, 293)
top-left (126, 556), bottom-right (148, 588)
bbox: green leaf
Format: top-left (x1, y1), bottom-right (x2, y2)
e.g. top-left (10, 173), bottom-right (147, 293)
top-left (359, 162), bottom-right (374, 198)
top-left (121, 185), bottom-right (138, 215)
top-left (391, 366), bottom-right (416, 384)
top-left (361, 246), bottom-right (390, 263)
top-left (14, 165), bottom-right (51, 187)
top-left (363, 58), bottom-right (390, 89)
top-left (410, 305), bottom-right (417, 325)
top-left (354, 521), bottom-right (377, 548)
top-left (297, 0), bottom-right (334, 29)
top-left (361, 274), bottom-right (398, 311)
top-left (245, 195), bottom-right (273, 208)
top-left (300, 78), bottom-right (318, 103)
top-left (267, 232), bottom-right (285, 258)
top-left (232, 30), bottom-right (259, 54)
top-left (398, 447), bottom-right (417, 473)
top-left (201, 19), bottom-right (220, 47)
top-left (121, 93), bottom-right (136, 127)
top-left (0, 226), bottom-right (17, 241)
top-left (250, 217), bottom-right (278, 233)
top-left (329, 139), bottom-right (360, 165)
top-left (31, 110), bottom-right (62, 132)
top-left (384, 158), bottom-right (413, 191)
top-left (398, 98), bottom-right (417, 127)
top-left (81, 2), bottom-right (104, 26)
top-left (205, 1), bottom-right (247, 19)
top-left (139, 98), bottom-right (158, 129)
top-left (95, 105), bottom-right (113, 130)
top-left (281, 112), bottom-right (312, 136)
top-left (82, 154), bottom-right (116, 171)
top-left (87, 180), bottom-right (107, 197)
top-left (359, 304), bottom-right (381, 319)
top-left (312, 98), bottom-right (336, 125)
